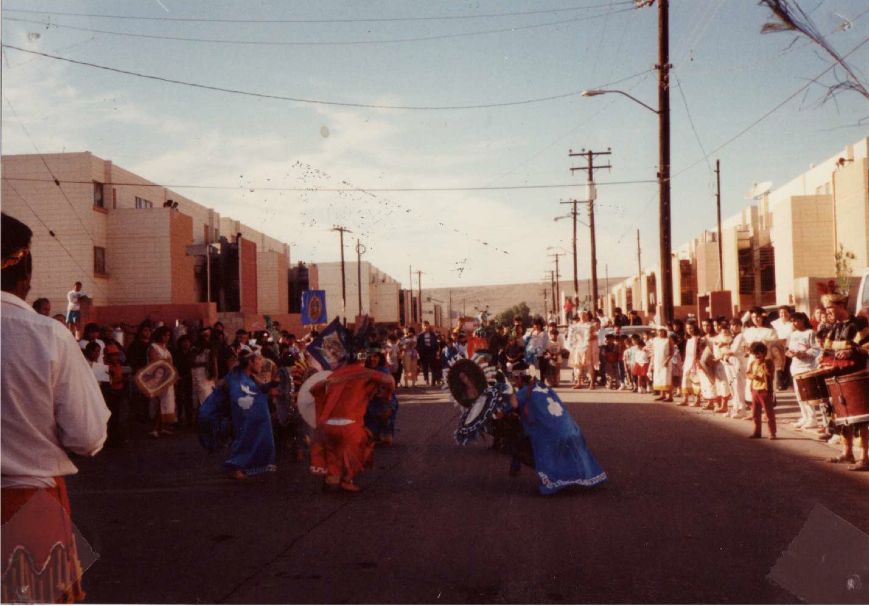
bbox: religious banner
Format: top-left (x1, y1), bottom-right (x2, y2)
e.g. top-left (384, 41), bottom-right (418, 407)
top-left (301, 290), bottom-right (327, 325)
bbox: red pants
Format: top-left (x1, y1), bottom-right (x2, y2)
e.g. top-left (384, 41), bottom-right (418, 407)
top-left (751, 389), bottom-right (776, 437)
top-left (1, 478), bottom-right (86, 603)
top-left (322, 423), bottom-right (373, 483)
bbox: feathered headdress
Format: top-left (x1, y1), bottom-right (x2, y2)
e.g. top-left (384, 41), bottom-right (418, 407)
top-left (817, 279), bottom-right (848, 307)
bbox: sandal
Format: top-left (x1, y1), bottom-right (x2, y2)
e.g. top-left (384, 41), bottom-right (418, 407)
top-left (848, 460), bottom-right (869, 472)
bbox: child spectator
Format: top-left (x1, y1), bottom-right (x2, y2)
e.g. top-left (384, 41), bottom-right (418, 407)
top-left (746, 341), bottom-right (776, 439)
top-left (630, 334), bottom-right (650, 394)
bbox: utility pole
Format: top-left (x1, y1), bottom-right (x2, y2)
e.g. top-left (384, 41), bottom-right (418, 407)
top-left (542, 288), bottom-right (548, 317)
top-left (355, 238), bottom-right (366, 316)
top-left (715, 159), bottom-right (723, 291)
top-left (559, 199), bottom-right (581, 299)
top-left (331, 226), bottom-right (352, 324)
top-left (658, 0), bottom-right (674, 323)
top-left (569, 148), bottom-right (612, 311)
top-left (448, 289), bottom-right (452, 326)
top-left (548, 253), bottom-right (562, 316)
top-left (416, 270), bottom-right (423, 326)
top-left (547, 270), bottom-right (556, 316)
top-left (637, 229), bottom-right (642, 277)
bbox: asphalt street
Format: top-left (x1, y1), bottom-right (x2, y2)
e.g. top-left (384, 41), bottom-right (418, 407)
top-left (67, 379), bottom-right (869, 604)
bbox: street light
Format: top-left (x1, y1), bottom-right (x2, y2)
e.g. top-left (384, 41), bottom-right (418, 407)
top-left (580, 89), bottom-right (658, 115)
top-left (579, 82), bottom-right (673, 324)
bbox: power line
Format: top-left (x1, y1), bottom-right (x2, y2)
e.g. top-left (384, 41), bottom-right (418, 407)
top-left (4, 7), bottom-right (637, 47)
top-left (2, 175), bottom-right (657, 192)
top-left (671, 34), bottom-right (869, 180)
top-left (1, 43), bottom-right (649, 111)
top-left (2, 2), bottom-right (636, 24)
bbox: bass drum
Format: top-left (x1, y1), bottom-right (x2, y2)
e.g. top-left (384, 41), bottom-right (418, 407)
top-left (793, 367), bottom-right (839, 402)
top-left (825, 370), bottom-right (869, 427)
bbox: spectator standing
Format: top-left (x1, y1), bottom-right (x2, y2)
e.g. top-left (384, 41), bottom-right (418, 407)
top-left (173, 335), bottom-right (194, 428)
top-left (786, 312), bottom-right (820, 430)
top-left (746, 342), bottom-right (776, 439)
top-left (65, 280), bottom-right (88, 339)
top-left (1, 213), bottom-right (109, 603)
top-left (400, 327), bottom-right (419, 388)
top-left (771, 305), bottom-right (795, 390)
top-left (416, 321), bottom-right (439, 386)
top-left (190, 327), bottom-right (218, 420)
top-left (148, 326), bottom-right (177, 437)
top-left (31, 297), bottom-right (50, 316)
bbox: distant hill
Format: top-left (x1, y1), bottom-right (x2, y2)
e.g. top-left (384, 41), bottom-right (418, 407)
top-left (424, 277), bottom-right (626, 322)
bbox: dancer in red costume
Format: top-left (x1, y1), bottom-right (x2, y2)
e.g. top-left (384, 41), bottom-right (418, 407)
top-left (310, 355), bottom-right (395, 492)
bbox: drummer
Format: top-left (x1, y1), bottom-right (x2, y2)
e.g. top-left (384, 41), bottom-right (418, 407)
top-left (818, 291), bottom-right (868, 471)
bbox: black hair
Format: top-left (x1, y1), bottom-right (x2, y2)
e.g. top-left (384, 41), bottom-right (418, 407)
top-left (83, 322), bottom-right (101, 336)
top-left (1, 213), bottom-right (33, 292)
top-left (749, 341), bottom-right (768, 356)
top-left (791, 312), bottom-right (810, 327)
top-left (152, 326), bottom-right (172, 342)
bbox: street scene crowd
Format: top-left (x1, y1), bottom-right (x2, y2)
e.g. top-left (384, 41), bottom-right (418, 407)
top-left (2, 211), bottom-right (867, 603)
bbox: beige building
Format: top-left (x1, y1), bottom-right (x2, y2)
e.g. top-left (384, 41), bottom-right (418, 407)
top-left (309, 261), bottom-right (401, 324)
top-left (603, 136), bottom-right (868, 317)
top-left (1, 152), bottom-right (292, 324)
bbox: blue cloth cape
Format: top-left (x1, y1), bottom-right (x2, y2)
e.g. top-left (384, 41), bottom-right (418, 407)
top-left (364, 366), bottom-right (399, 438)
top-left (517, 382), bottom-right (607, 495)
top-left (224, 368), bottom-right (276, 475)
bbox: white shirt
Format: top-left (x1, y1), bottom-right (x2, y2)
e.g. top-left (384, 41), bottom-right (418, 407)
top-left (66, 289), bottom-right (87, 312)
top-left (787, 329), bottom-right (820, 376)
top-left (79, 337), bottom-right (110, 383)
top-left (2, 291), bottom-right (110, 488)
top-left (771, 318), bottom-right (794, 341)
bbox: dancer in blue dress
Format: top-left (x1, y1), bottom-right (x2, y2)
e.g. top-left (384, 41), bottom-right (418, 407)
top-left (224, 348), bottom-right (277, 479)
top-left (513, 369), bottom-right (607, 495)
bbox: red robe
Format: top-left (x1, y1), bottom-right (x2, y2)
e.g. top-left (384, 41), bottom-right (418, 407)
top-left (310, 363), bottom-right (394, 483)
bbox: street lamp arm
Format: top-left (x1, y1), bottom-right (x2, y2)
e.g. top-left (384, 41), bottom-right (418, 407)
top-left (581, 89), bottom-right (659, 114)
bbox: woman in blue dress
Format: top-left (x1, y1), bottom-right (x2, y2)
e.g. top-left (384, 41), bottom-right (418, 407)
top-left (224, 348), bottom-right (277, 480)
top-left (513, 369), bottom-right (607, 495)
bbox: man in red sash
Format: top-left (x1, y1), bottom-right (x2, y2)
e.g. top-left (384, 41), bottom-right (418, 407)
top-left (1, 213), bottom-right (110, 602)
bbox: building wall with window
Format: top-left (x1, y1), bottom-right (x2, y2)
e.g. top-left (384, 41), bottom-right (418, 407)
top-left (832, 143), bottom-right (869, 270)
top-left (2, 152), bottom-right (293, 321)
top-left (310, 261), bottom-right (401, 324)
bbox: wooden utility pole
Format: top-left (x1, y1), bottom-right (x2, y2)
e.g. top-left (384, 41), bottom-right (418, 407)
top-left (560, 199), bottom-right (581, 298)
top-left (637, 229), bottom-right (642, 277)
top-left (548, 253), bottom-right (562, 316)
top-left (416, 270), bottom-right (424, 326)
top-left (569, 148), bottom-right (611, 311)
top-left (658, 0), bottom-right (673, 323)
top-left (331, 226), bottom-right (352, 323)
top-left (715, 159), bottom-right (723, 291)
top-left (355, 238), bottom-right (366, 315)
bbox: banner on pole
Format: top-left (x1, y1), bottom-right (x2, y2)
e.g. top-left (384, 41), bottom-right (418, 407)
top-left (301, 290), bottom-right (327, 325)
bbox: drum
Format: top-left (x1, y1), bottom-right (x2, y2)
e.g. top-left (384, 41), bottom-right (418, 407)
top-left (793, 367), bottom-right (838, 402)
top-left (825, 370), bottom-right (869, 427)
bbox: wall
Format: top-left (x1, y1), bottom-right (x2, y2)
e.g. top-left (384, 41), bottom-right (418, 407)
top-left (107, 208), bottom-right (173, 304)
top-left (2, 152), bottom-right (110, 311)
top-left (771, 194), bottom-right (835, 305)
top-left (84, 301), bottom-right (218, 330)
top-left (833, 154), bottom-right (869, 270)
top-left (169, 211), bottom-right (197, 304)
top-left (256, 249), bottom-right (289, 314)
top-left (239, 238), bottom-right (258, 314)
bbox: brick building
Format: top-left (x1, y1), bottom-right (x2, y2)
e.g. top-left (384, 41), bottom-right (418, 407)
top-left (1, 152), bottom-right (297, 331)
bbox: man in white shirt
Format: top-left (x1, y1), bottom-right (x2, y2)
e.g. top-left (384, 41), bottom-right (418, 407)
top-left (1, 213), bottom-right (110, 603)
top-left (770, 305), bottom-right (795, 390)
top-left (66, 280), bottom-right (88, 339)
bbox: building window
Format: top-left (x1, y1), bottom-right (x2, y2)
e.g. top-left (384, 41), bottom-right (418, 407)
top-left (135, 196), bottom-right (153, 209)
top-left (94, 246), bottom-right (107, 275)
top-left (93, 182), bottom-right (105, 208)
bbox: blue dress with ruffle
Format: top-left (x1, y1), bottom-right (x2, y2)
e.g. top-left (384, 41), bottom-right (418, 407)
top-left (517, 383), bottom-right (607, 495)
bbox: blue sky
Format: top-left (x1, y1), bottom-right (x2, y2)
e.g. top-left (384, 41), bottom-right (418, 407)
top-left (2, 0), bottom-right (867, 289)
